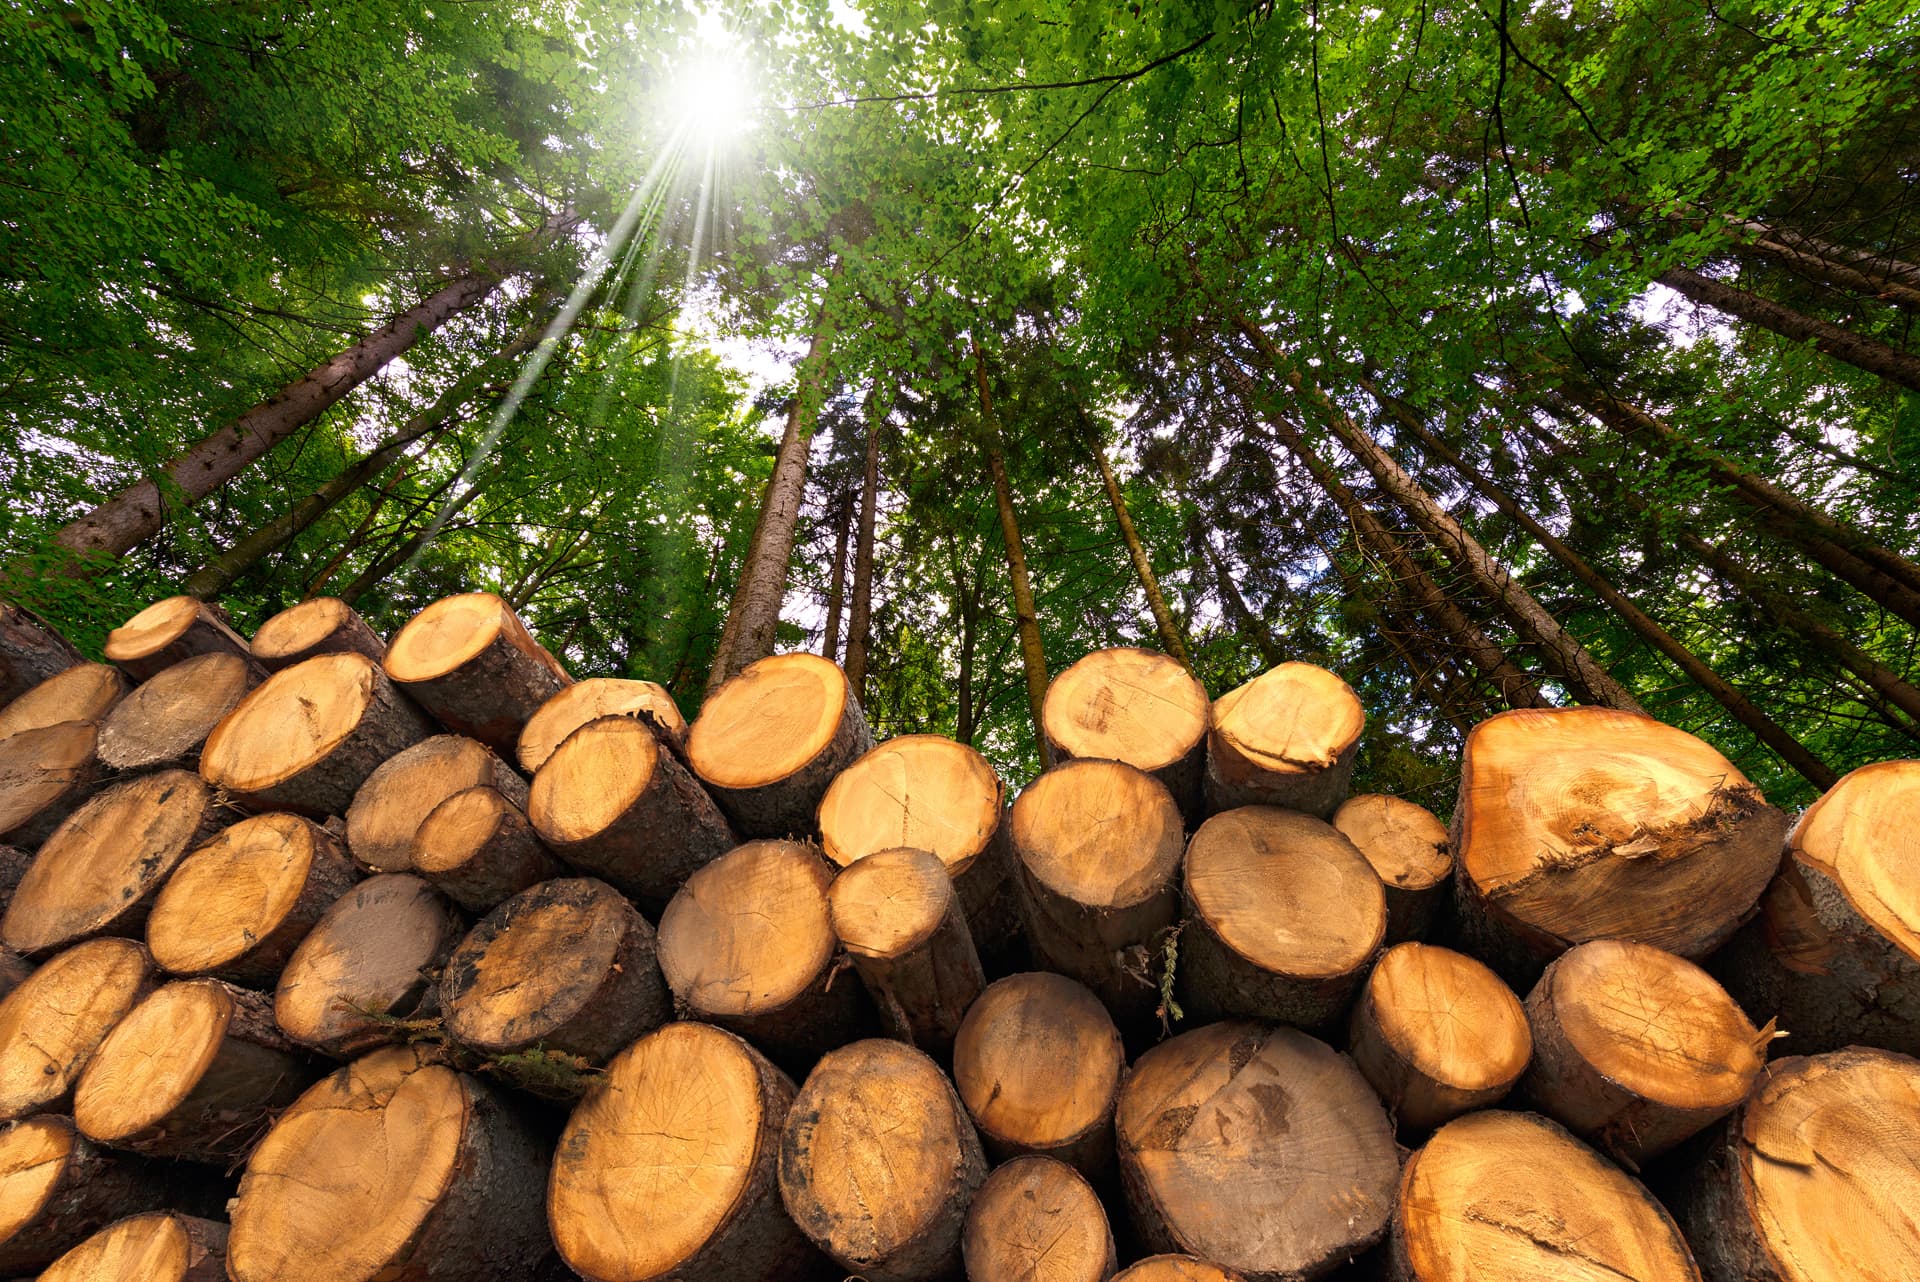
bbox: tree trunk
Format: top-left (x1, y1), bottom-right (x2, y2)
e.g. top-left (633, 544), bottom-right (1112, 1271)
top-left (962, 1157), bottom-right (1115, 1282)
top-left (1094, 449), bottom-right (1191, 669)
top-left (827, 846), bottom-right (986, 1058)
top-left (821, 493), bottom-right (851, 660)
top-left (974, 343), bottom-right (1052, 766)
top-left (843, 386), bottom-right (884, 703)
top-left (1658, 265), bottom-right (1920, 392)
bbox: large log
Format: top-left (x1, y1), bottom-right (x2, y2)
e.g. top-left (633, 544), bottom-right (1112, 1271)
top-left (817, 734), bottom-right (1019, 964)
top-left (0, 663), bottom-right (126, 738)
top-left (1332, 793), bottom-right (1453, 942)
top-left (778, 1038), bottom-right (988, 1282)
top-left (953, 972), bottom-right (1124, 1176)
top-left (1452, 707), bottom-right (1787, 974)
top-left (0, 938), bottom-right (154, 1122)
top-left (146, 812), bottom-right (360, 985)
top-left (200, 652), bottom-right (434, 816)
top-left (1390, 1111), bottom-right (1700, 1282)
top-left (1113, 1259), bottom-right (1248, 1282)
top-left (1203, 662), bottom-right (1363, 818)
top-left (412, 785), bottom-right (563, 912)
top-left (0, 601), bottom-right (84, 706)
top-left (383, 592), bottom-right (571, 753)
top-left (961, 1155), bottom-right (1115, 1282)
top-left (0, 720), bottom-right (99, 850)
top-left (518, 676), bottom-right (687, 773)
top-left (657, 839), bottom-right (868, 1068)
top-left (687, 653), bottom-right (873, 837)
top-left (1178, 806), bottom-right (1385, 1027)
top-left (827, 845), bottom-right (985, 1056)
top-left (73, 978), bottom-right (317, 1163)
top-left (1040, 647), bottom-right (1210, 818)
top-left (273, 873), bottom-right (464, 1058)
top-left (102, 597), bottom-right (251, 683)
top-left (250, 597), bottom-right (387, 671)
top-left (38, 1211), bottom-right (229, 1282)
top-left (1349, 942), bottom-right (1528, 1133)
top-left (96, 652), bottom-right (259, 772)
top-left (528, 714), bottom-right (736, 910)
top-left (227, 1045), bottom-right (552, 1282)
top-left (1010, 758), bottom-right (1183, 1022)
top-left (548, 1022), bottom-right (816, 1282)
top-left (0, 1117), bottom-right (182, 1274)
top-left (1117, 1021), bottom-right (1398, 1281)
top-left (345, 734), bottom-right (526, 873)
top-left (1, 770), bottom-right (220, 957)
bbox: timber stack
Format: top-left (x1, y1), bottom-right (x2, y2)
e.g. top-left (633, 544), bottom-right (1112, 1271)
top-left (0, 591), bottom-right (1913, 1282)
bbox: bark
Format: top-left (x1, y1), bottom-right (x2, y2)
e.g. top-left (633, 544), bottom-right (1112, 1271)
top-left (843, 386), bottom-right (885, 703)
top-left (1094, 448), bottom-right (1192, 669)
top-left (821, 493), bottom-right (851, 661)
top-left (1657, 264), bottom-right (1920, 392)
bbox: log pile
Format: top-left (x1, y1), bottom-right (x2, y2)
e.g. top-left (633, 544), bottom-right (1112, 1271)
top-left (0, 588), bottom-right (1916, 1282)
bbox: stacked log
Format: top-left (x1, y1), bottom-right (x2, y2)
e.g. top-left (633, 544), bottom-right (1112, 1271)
top-left (1040, 647), bottom-right (1210, 818)
top-left (96, 652), bottom-right (259, 772)
top-left (1203, 661), bottom-right (1363, 817)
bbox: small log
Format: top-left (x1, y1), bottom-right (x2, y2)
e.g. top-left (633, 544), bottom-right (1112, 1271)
top-left (412, 785), bottom-right (563, 912)
top-left (1041, 646), bottom-right (1211, 819)
top-left (818, 734), bottom-right (1019, 965)
top-left (102, 597), bottom-right (251, 683)
top-left (0, 1116), bottom-right (183, 1274)
top-left (1452, 707), bottom-right (1787, 975)
top-left (1113, 1258), bottom-right (1248, 1282)
top-left (687, 653), bottom-right (873, 837)
top-left (0, 938), bottom-right (154, 1122)
top-left (38, 1211), bottom-right (229, 1282)
top-left (74, 978), bottom-right (318, 1163)
top-left (528, 714), bottom-right (736, 910)
top-left (1, 770), bottom-right (221, 957)
top-left (1332, 793), bottom-right (1453, 941)
top-left (518, 676), bottom-right (687, 773)
top-left (146, 812), bottom-right (360, 985)
top-left (827, 846), bottom-right (984, 1056)
top-left (200, 652), bottom-right (434, 816)
top-left (383, 591), bottom-right (572, 754)
top-left (658, 839), bottom-right (868, 1069)
top-left (96, 652), bottom-right (260, 772)
top-left (549, 1022), bottom-right (816, 1282)
top-left (273, 873), bottom-right (464, 1058)
top-left (0, 663), bottom-right (127, 739)
top-left (227, 1044), bottom-right (552, 1282)
top-left (1117, 1021), bottom-right (1398, 1281)
top-left (1178, 806), bottom-right (1385, 1028)
top-left (1203, 662), bottom-right (1363, 818)
top-left (0, 601), bottom-right (84, 706)
top-left (1524, 938), bottom-right (1769, 1167)
top-left (952, 972), bottom-right (1124, 1176)
top-left (1009, 758), bottom-right (1182, 1022)
top-left (442, 877), bottom-right (669, 1069)
top-left (778, 1038), bottom-right (988, 1282)
top-left (961, 1155), bottom-right (1115, 1282)
top-left (1348, 941), bottom-right (1530, 1131)
top-left (345, 734), bottom-right (527, 874)
top-left (250, 597), bottom-right (387, 670)
top-left (0, 720), bottom-right (99, 850)
top-left (1390, 1110), bottom-right (1700, 1282)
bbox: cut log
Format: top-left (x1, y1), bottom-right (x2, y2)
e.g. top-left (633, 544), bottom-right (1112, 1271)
top-left (146, 812), bottom-right (360, 986)
top-left (1332, 793), bottom-right (1453, 942)
top-left (412, 785), bottom-right (563, 912)
top-left (0, 664), bottom-right (126, 739)
top-left (38, 1211), bottom-right (229, 1282)
top-left (549, 1021), bottom-right (816, 1282)
top-left (200, 652), bottom-right (434, 816)
top-left (1348, 941), bottom-right (1530, 1131)
top-left (227, 1044), bottom-right (552, 1282)
top-left (817, 734), bottom-right (1019, 964)
top-left (518, 676), bottom-right (687, 773)
top-left (442, 876), bottom-right (669, 1069)
top-left (1178, 806), bottom-right (1385, 1027)
top-left (1390, 1110), bottom-right (1699, 1282)
top-left (952, 972), bottom-right (1124, 1175)
top-left (73, 978), bottom-right (317, 1162)
top-left (778, 1038), bottom-right (988, 1282)
top-left (527, 714), bottom-right (736, 910)
top-left (0, 601), bottom-right (84, 706)
top-left (827, 846), bottom-right (985, 1056)
top-left (273, 873), bottom-right (464, 1058)
top-left (1713, 758), bottom-right (1920, 1055)
top-left (1116, 1021), bottom-right (1398, 1281)
top-left (1, 770), bottom-right (220, 957)
top-left (1523, 938), bottom-right (1769, 1167)
top-left (687, 653), bottom-right (873, 837)
top-left (251, 597), bottom-right (387, 670)
top-left (1677, 1048), bottom-right (1920, 1282)
top-left (961, 1155), bottom-right (1115, 1282)
top-left (1041, 646), bottom-right (1211, 818)
top-left (383, 592), bottom-right (572, 753)
top-left (0, 720), bottom-right (99, 850)
top-left (102, 597), bottom-right (251, 683)
top-left (0, 1117), bottom-right (182, 1275)
top-left (1009, 757), bottom-right (1182, 1021)
top-left (96, 652), bottom-right (259, 772)
top-left (1113, 1258), bottom-right (1248, 1282)
top-left (657, 839), bottom-right (868, 1068)
top-left (345, 734), bottom-right (527, 874)
top-left (1203, 662), bottom-right (1363, 818)
top-left (0, 938), bottom-right (153, 1122)
top-left (1453, 707), bottom-right (1787, 974)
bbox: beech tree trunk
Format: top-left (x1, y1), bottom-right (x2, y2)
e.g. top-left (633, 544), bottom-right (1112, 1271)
top-left (1658, 265), bottom-right (1920, 392)
top-left (1094, 448), bottom-right (1191, 669)
top-left (974, 342), bottom-right (1053, 766)
top-left (843, 386), bottom-right (884, 703)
